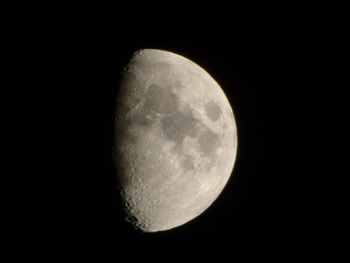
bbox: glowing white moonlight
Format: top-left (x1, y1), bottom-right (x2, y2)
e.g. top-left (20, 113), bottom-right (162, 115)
top-left (114, 49), bottom-right (238, 232)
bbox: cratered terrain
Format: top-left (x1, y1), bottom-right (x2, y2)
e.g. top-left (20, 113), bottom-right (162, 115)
top-left (114, 49), bottom-right (238, 232)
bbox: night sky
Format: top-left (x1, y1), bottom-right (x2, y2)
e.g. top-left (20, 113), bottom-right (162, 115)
top-left (49, 5), bottom-right (333, 259)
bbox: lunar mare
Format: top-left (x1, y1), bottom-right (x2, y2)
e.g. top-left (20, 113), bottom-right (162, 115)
top-left (114, 49), bottom-right (237, 232)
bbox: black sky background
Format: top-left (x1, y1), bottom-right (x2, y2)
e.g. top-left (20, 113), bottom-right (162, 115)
top-left (39, 6), bottom-right (335, 259)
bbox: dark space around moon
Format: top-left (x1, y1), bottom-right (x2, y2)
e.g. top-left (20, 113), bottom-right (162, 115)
top-left (57, 7), bottom-right (332, 259)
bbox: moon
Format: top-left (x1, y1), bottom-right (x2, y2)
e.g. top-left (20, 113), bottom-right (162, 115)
top-left (114, 49), bottom-right (238, 232)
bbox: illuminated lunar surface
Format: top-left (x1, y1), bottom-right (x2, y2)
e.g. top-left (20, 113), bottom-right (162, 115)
top-left (114, 49), bottom-right (238, 232)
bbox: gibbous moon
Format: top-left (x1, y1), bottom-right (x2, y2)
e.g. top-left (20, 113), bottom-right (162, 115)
top-left (114, 49), bottom-right (238, 232)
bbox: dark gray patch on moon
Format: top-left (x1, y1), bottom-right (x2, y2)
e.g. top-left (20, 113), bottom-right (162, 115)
top-left (161, 109), bottom-right (198, 146)
top-left (181, 155), bottom-right (195, 170)
top-left (198, 128), bottom-right (221, 155)
top-left (145, 84), bottom-right (178, 114)
top-left (131, 112), bottom-right (152, 127)
top-left (205, 101), bottom-right (222, 121)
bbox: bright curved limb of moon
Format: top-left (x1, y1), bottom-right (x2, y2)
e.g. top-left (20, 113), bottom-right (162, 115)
top-left (114, 49), bottom-right (238, 232)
